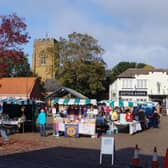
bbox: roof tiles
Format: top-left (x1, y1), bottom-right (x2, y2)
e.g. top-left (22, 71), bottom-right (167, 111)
top-left (118, 68), bottom-right (168, 78)
top-left (0, 77), bottom-right (37, 96)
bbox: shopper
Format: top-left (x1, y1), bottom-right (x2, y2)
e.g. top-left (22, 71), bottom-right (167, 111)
top-left (0, 111), bottom-right (9, 143)
top-left (152, 109), bottom-right (160, 128)
top-left (125, 109), bottom-right (133, 122)
top-left (37, 109), bottom-right (47, 137)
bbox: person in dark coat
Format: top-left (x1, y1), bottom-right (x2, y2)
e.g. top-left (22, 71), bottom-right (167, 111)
top-left (137, 109), bottom-right (148, 130)
top-left (152, 109), bottom-right (160, 128)
top-left (0, 111), bottom-right (9, 143)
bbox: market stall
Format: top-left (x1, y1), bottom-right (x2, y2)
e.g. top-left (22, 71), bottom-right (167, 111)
top-left (52, 98), bottom-right (97, 137)
top-left (0, 97), bottom-right (42, 133)
top-left (98, 100), bottom-right (158, 134)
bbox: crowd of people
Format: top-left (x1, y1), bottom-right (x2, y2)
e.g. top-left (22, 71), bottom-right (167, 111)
top-left (49, 102), bottom-right (161, 131)
top-left (0, 102), bottom-right (161, 142)
top-left (99, 104), bottom-right (161, 130)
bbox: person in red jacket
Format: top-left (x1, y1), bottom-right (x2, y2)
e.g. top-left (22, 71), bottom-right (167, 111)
top-left (125, 109), bottom-right (133, 122)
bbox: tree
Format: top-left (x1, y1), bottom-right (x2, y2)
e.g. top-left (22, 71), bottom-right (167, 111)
top-left (10, 54), bottom-right (33, 77)
top-left (56, 32), bottom-right (106, 99)
top-left (0, 13), bottom-right (30, 77)
top-left (109, 62), bottom-right (153, 83)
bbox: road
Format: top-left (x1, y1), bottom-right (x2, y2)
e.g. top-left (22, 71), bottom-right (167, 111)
top-left (0, 116), bottom-right (167, 168)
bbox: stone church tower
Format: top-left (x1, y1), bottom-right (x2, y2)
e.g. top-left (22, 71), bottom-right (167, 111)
top-left (32, 38), bottom-right (59, 81)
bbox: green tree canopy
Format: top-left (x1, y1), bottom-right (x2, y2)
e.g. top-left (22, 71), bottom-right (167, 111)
top-left (56, 32), bottom-right (106, 99)
top-left (109, 62), bottom-right (154, 83)
top-left (9, 54), bottom-right (33, 77)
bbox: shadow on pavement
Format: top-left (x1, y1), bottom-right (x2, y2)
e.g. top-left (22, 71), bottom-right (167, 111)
top-left (0, 145), bottom-right (165, 168)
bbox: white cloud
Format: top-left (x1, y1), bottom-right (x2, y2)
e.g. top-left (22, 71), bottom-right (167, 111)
top-left (104, 44), bottom-right (168, 68)
top-left (1, 0), bottom-right (168, 69)
top-left (89, 0), bottom-right (168, 68)
top-left (91, 0), bottom-right (168, 23)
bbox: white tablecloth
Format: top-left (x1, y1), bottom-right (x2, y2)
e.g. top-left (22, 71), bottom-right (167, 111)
top-left (113, 120), bottom-right (142, 135)
top-left (0, 120), bottom-right (21, 125)
top-left (53, 118), bottom-right (96, 136)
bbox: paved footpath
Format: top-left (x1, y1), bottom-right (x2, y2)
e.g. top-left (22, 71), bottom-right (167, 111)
top-left (0, 116), bottom-right (168, 168)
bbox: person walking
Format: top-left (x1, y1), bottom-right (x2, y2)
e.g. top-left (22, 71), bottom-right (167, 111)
top-left (0, 111), bottom-right (9, 143)
top-left (37, 109), bottom-right (47, 137)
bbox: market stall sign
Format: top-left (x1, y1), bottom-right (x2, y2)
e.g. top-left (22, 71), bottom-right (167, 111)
top-left (64, 124), bottom-right (79, 137)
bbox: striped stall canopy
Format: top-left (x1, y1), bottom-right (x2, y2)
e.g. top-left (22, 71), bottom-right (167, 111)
top-left (98, 100), bottom-right (114, 107)
top-left (98, 100), bottom-right (137, 107)
top-left (99, 100), bottom-right (158, 108)
top-left (52, 98), bottom-right (97, 105)
top-left (0, 97), bottom-right (43, 105)
top-left (0, 97), bottom-right (27, 105)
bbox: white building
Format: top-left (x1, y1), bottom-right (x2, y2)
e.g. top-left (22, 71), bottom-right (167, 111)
top-left (109, 68), bottom-right (168, 114)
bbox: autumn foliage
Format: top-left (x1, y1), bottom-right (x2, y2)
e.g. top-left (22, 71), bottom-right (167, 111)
top-left (0, 13), bottom-right (30, 77)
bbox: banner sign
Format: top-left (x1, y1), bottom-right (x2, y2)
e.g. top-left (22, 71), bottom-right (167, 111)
top-left (64, 124), bottom-right (79, 137)
top-left (78, 120), bottom-right (96, 136)
top-left (119, 91), bottom-right (147, 96)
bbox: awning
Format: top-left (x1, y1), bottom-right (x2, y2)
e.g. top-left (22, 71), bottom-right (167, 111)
top-left (0, 97), bottom-right (43, 105)
top-left (98, 100), bottom-right (157, 108)
top-left (98, 100), bottom-right (137, 107)
top-left (52, 98), bottom-right (97, 105)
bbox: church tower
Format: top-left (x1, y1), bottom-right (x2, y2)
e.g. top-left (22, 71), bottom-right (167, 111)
top-left (32, 38), bottom-right (59, 81)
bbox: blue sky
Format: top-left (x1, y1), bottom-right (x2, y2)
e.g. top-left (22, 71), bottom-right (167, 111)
top-left (1, 0), bottom-right (168, 69)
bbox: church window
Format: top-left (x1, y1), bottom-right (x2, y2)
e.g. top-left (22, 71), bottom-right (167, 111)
top-left (41, 54), bottom-right (46, 65)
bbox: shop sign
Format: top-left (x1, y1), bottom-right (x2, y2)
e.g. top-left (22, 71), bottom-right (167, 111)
top-left (119, 91), bottom-right (147, 96)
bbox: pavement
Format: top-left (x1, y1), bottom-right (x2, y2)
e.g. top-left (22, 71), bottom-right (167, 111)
top-left (0, 115), bottom-right (168, 168)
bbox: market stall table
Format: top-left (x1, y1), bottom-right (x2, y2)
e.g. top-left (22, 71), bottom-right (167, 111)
top-left (0, 119), bottom-right (25, 133)
top-left (113, 120), bottom-right (142, 135)
top-left (53, 117), bottom-right (96, 137)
